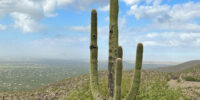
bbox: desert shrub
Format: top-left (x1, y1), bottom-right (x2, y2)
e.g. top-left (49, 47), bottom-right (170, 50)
top-left (65, 82), bottom-right (93, 100)
top-left (137, 77), bottom-right (186, 100)
top-left (66, 73), bottom-right (187, 100)
top-left (184, 76), bottom-right (200, 82)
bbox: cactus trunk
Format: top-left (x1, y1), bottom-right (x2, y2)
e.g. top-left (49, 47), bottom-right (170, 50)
top-left (108, 0), bottom-right (119, 98)
top-left (125, 43), bottom-right (143, 100)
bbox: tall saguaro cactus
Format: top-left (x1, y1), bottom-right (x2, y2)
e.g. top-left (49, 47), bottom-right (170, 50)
top-left (90, 9), bottom-right (105, 100)
top-left (89, 1), bottom-right (143, 100)
top-left (108, 0), bottom-right (119, 97)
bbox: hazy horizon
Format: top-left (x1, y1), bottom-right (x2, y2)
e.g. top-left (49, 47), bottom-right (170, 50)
top-left (0, 58), bottom-right (186, 65)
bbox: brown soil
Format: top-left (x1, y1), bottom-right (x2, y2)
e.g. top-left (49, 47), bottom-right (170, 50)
top-left (168, 80), bottom-right (200, 100)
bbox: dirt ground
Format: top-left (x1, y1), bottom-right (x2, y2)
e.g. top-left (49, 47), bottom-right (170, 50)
top-left (168, 80), bottom-right (200, 100)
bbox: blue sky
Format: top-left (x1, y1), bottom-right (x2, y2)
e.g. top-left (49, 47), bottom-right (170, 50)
top-left (0, 0), bottom-right (200, 62)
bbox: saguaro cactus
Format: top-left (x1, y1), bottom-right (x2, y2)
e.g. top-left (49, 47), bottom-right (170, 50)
top-left (108, 0), bottom-right (119, 97)
top-left (89, 1), bottom-right (143, 100)
top-left (89, 9), bottom-right (105, 100)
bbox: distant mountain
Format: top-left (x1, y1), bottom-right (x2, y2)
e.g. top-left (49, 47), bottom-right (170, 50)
top-left (0, 59), bottom-right (172, 70)
top-left (155, 60), bottom-right (200, 72)
top-left (98, 61), bottom-right (172, 70)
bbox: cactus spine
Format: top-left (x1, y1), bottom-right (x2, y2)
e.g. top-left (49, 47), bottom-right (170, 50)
top-left (108, 0), bottom-right (119, 97)
top-left (89, 1), bottom-right (143, 100)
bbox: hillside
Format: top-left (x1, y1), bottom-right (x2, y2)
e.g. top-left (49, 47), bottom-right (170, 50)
top-left (0, 71), bottom-right (182, 100)
top-left (0, 60), bottom-right (171, 91)
top-left (0, 60), bottom-right (199, 100)
top-left (155, 60), bottom-right (200, 72)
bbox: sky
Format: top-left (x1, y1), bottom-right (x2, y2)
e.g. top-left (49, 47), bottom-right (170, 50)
top-left (0, 0), bottom-right (200, 62)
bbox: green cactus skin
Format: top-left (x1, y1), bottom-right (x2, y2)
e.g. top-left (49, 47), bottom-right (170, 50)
top-left (108, 0), bottom-right (119, 98)
top-left (118, 46), bottom-right (123, 59)
top-left (114, 58), bottom-right (123, 100)
top-left (125, 43), bottom-right (143, 100)
top-left (89, 9), bottom-right (105, 100)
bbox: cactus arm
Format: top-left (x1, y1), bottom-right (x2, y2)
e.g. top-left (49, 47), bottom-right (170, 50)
top-left (90, 9), bottom-right (105, 100)
top-left (108, 0), bottom-right (119, 98)
top-left (125, 43), bottom-right (143, 100)
top-left (114, 46), bottom-right (123, 100)
top-left (114, 58), bottom-right (123, 100)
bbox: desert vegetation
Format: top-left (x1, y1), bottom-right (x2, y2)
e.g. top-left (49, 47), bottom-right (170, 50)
top-left (0, 61), bottom-right (89, 92)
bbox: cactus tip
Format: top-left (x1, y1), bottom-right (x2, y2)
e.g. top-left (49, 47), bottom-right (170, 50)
top-left (138, 42), bottom-right (143, 46)
top-left (137, 43), bottom-right (143, 49)
top-left (92, 9), bottom-right (97, 14)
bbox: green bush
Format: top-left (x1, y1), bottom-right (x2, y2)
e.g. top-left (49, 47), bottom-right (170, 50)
top-left (137, 77), bottom-right (186, 100)
top-left (184, 76), bottom-right (200, 82)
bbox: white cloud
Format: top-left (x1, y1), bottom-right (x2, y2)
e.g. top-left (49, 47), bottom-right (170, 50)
top-left (143, 41), bottom-right (163, 46)
top-left (140, 32), bottom-right (200, 47)
top-left (168, 40), bottom-right (180, 46)
top-left (71, 0), bottom-right (108, 10)
top-left (99, 4), bottom-right (109, 12)
top-left (0, 24), bottom-right (7, 31)
top-left (180, 33), bottom-right (200, 40)
top-left (0, 0), bottom-right (44, 32)
top-left (195, 39), bottom-right (200, 46)
top-left (11, 12), bottom-right (43, 33)
top-left (145, 0), bottom-right (162, 5)
top-left (67, 26), bottom-right (90, 33)
top-left (0, 0), bottom-right (73, 18)
top-left (43, 0), bottom-right (73, 17)
top-left (0, 0), bottom-right (108, 33)
top-left (146, 33), bottom-right (158, 38)
top-left (152, 23), bottom-right (200, 32)
top-left (128, 2), bottom-right (200, 32)
top-left (128, 4), bottom-right (170, 20)
top-left (153, 0), bottom-right (162, 5)
top-left (122, 0), bottom-right (140, 5)
top-left (57, 0), bottom-right (74, 7)
top-left (43, 0), bottom-right (58, 17)
top-left (170, 2), bottom-right (200, 22)
top-left (0, 0), bottom-right (43, 19)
